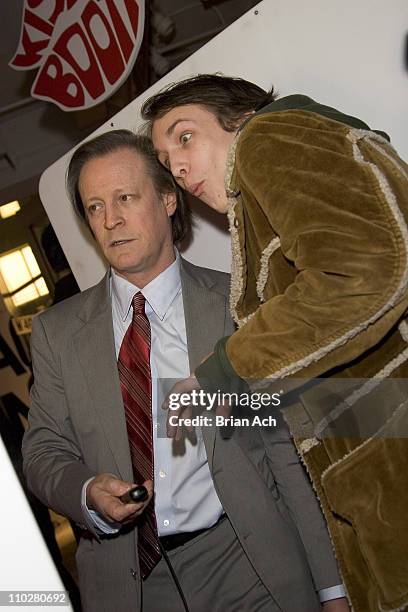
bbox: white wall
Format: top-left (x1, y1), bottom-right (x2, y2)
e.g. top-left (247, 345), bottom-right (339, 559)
top-left (0, 436), bottom-right (71, 611)
top-left (39, 0), bottom-right (408, 289)
top-left (0, 297), bottom-right (71, 609)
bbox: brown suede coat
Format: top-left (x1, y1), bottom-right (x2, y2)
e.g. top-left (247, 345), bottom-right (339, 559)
top-left (197, 99), bottom-right (408, 611)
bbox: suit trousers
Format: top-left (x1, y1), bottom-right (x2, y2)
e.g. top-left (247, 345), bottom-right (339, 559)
top-left (142, 515), bottom-right (279, 612)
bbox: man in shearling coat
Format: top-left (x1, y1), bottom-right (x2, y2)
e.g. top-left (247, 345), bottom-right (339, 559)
top-left (145, 73), bottom-right (408, 612)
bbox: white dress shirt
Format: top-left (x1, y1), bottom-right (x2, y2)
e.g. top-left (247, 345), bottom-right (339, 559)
top-left (84, 252), bottom-right (223, 536)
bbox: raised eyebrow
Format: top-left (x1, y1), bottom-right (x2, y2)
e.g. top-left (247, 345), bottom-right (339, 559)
top-left (166, 118), bottom-right (194, 137)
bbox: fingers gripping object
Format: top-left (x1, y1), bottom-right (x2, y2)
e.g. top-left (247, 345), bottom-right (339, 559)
top-left (119, 485), bottom-right (148, 504)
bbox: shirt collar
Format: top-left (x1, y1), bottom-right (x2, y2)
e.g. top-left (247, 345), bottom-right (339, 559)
top-left (111, 250), bottom-right (181, 322)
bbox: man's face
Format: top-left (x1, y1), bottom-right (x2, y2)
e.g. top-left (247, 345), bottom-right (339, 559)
top-left (78, 147), bottom-right (176, 287)
top-left (151, 104), bottom-right (238, 214)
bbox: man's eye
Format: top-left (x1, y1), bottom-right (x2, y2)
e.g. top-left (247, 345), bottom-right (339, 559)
top-left (87, 203), bottom-right (101, 215)
top-left (180, 132), bottom-right (192, 145)
top-left (119, 194), bottom-right (131, 202)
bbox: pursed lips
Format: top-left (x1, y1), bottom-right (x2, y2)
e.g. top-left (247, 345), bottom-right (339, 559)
top-left (188, 181), bottom-right (204, 198)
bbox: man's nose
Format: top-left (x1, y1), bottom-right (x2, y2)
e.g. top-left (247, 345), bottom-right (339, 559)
top-left (104, 202), bottom-right (123, 230)
top-left (171, 156), bottom-right (188, 185)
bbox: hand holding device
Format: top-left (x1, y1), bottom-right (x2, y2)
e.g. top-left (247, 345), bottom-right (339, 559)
top-left (119, 485), bottom-right (148, 504)
top-left (86, 474), bottom-right (152, 523)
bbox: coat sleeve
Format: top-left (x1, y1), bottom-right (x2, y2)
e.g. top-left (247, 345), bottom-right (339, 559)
top-left (197, 110), bottom-right (408, 386)
top-left (260, 415), bottom-right (342, 591)
top-left (22, 314), bottom-right (97, 527)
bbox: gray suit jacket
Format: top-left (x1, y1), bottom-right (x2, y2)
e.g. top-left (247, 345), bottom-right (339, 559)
top-left (23, 259), bottom-right (340, 611)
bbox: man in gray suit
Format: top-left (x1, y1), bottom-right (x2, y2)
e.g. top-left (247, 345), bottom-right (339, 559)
top-left (23, 131), bottom-right (347, 612)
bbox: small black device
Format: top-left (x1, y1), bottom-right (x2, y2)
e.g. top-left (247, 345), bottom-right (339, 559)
top-left (119, 485), bottom-right (148, 504)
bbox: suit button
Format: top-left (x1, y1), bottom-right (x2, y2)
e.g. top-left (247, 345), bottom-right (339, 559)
top-left (130, 568), bottom-right (137, 580)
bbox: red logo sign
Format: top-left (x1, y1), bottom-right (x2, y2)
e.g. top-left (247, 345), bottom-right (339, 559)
top-left (10, 0), bottom-right (145, 111)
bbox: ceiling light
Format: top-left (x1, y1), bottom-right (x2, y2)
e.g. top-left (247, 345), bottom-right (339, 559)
top-left (0, 200), bottom-right (21, 219)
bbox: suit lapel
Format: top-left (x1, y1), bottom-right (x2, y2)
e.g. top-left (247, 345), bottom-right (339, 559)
top-left (181, 260), bottom-right (227, 371)
top-left (73, 273), bottom-right (133, 481)
top-left (180, 259), bottom-right (228, 471)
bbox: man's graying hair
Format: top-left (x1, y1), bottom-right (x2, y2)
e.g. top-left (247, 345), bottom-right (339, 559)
top-left (141, 73), bottom-right (277, 131)
top-left (66, 129), bottom-right (191, 244)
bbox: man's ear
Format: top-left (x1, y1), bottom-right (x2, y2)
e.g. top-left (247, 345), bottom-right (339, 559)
top-left (163, 191), bottom-right (177, 217)
top-left (230, 110), bottom-right (255, 133)
top-left (237, 110), bottom-right (256, 127)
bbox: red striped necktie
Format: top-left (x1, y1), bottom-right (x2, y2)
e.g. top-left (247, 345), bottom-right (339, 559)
top-left (118, 292), bottom-right (161, 579)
